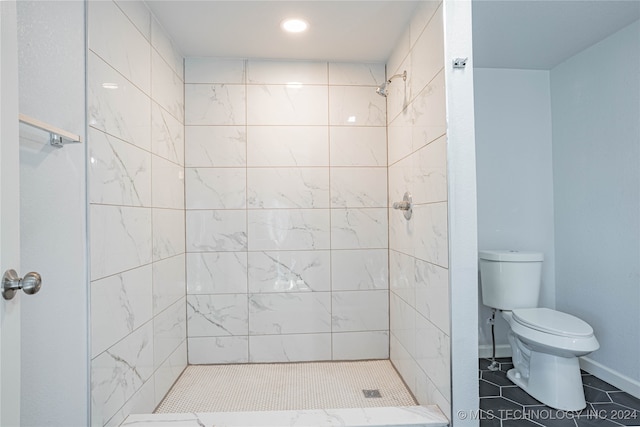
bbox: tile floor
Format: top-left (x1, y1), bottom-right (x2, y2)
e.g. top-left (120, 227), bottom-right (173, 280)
top-left (479, 358), bottom-right (640, 427)
top-left (156, 360), bottom-right (417, 413)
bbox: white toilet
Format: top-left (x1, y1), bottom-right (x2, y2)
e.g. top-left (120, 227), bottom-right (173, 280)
top-left (479, 250), bottom-right (599, 411)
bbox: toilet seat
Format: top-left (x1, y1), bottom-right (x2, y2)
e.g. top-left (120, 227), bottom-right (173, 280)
top-left (512, 307), bottom-right (594, 338)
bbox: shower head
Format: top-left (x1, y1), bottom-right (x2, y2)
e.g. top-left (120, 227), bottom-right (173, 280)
top-left (375, 70), bottom-right (407, 98)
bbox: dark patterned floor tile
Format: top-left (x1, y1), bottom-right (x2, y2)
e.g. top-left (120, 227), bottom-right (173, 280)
top-left (608, 392), bottom-right (640, 411)
top-left (503, 418), bottom-right (543, 427)
top-left (483, 369), bottom-right (516, 387)
top-left (480, 411), bottom-right (502, 427)
top-left (523, 407), bottom-right (579, 427)
top-left (585, 385), bottom-right (613, 403)
top-left (481, 379), bottom-right (501, 397)
top-left (481, 358), bottom-right (498, 370)
top-left (500, 363), bottom-right (515, 372)
top-left (480, 396), bottom-right (524, 414)
top-left (575, 415), bottom-right (624, 427)
top-left (502, 386), bottom-right (544, 406)
top-left (590, 403), bottom-right (640, 426)
top-left (582, 376), bottom-right (619, 392)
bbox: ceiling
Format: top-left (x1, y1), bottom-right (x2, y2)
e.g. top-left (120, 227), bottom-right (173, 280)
top-left (146, 0), bottom-right (640, 69)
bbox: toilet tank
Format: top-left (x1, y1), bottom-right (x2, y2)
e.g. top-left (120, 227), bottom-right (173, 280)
top-left (479, 250), bottom-right (543, 310)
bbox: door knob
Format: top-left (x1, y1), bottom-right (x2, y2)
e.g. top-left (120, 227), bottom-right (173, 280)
top-left (2, 269), bottom-right (42, 300)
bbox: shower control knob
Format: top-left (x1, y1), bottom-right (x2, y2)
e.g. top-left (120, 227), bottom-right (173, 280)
top-left (2, 269), bottom-right (42, 300)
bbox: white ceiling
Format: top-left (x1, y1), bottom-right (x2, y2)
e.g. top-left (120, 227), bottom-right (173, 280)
top-left (145, 1), bottom-right (421, 63)
top-left (146, 0), bottom-right (640, 69)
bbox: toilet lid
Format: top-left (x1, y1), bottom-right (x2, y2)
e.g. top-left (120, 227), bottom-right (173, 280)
top-left (512, 308), bottom-right (594, 338)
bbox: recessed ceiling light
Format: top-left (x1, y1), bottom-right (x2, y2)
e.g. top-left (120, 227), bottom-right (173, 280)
top-left (281, 18), bottom-right (308, 33)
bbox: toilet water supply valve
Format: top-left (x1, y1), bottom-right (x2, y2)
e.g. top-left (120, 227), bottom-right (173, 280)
top-left (487, 308), bottom-right (500, 371)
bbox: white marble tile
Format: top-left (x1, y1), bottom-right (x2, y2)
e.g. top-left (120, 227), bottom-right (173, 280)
top-left (332, 331), bottom-right (389, 360)
top-left (185, 126), bottom-right (246, 167)
top-left (388, 205), bottom-right (415, 256)
top-left (415, 259), bottom-right (450, 335)
top-left (247, 168), bottom-right (329, 209)
top-left (331, 249), bottom-right (388, 291)
top-left (249, 292), bottom-right (331, 335)
top-left (123, 405), bottom-right (449, 426)
top-left (114, 0), bottom-right (151, 40)
top-left (103, 374), bottom-right (155, 427)
top-left (90, 205), bottom-right (152, 280)
top-left (389, 250), bottom-right (416, 307)
top-left (185, 58), bottom-right (245, 84)
top-left (413, 202), bottom-right (448, 268)
top-left (329, 86), bottom-right (386, 126)
top-left (410, 1), bottom-right (441, 48)
top-left (152, 208), bottom-right (185, 261)
top-left (330, 167), bottom-right (387, 208)
top-left (91, 322), bottom-right (154, 426)
top-left (248, 250), bottom-right (330, 293)
top-left (390, 333), bottom-right (418, 394)
top-left (411, 70), bottom-right (446, 152)
top-left (331, 290), bottom-right (388, 333)
top-left (329, 127), bottom-right (386, 166)
top-left (247, 60), bottom-right (327, 84)
top-left (330, 208), bottom-right (388, 249)
top-left (151, 102), bottom-right (184, 165)
top-left (188, 336), bottom-right (248, 364)
top-left (88, 52), bottom-right (151, 151)
top-left (187, 294), bottom-right (248, 337)
top-left (89, 127), bottom-right (151, 207)
top-left (154, 298), bottom-right (186, 369)
top-left (152, 155), bottom-right (184, 209)
top-left (186, 168), bottom-right (246, 209)
top-left (187, 210), bottom-right (247, 252)
top-left (151, 17), bottom-right (183, 79)
top-left (248, 209), bottom-right (330, 251)
top-left (185, 84), bottom-right (246, 125)
top-left (390, 292), bottom-right (416, 358)
top-left (415, 367), bottom-right (451, 420)
top-left (152, 49), bottom-right (184, 123)
top-left (410, 4), bottom-right (443, 101)
top-left (415, 312), bottom-right (451, 398)
top-left (186, 252), bottom-right (247, 295)
top-left (387, 110), bottom-right (413, 165)
top-left (247, 126), bottom-right (329, 167)
top-left (247, 85), bottom-right (328, 125)
top-left (90, 265), bottom-right (152, 358)
top-left (153, 341), bottom-right (187, 408)
top-left (328, 62), bottom-right (385, 86)
top-left (88, 0), bottom-right (150, 94)
top-left (389, 135), bottom-right (446, 206)
top-left (153, 254), bottom-right (185, 315)
top-left (249, 333), bottom-right (331, 363)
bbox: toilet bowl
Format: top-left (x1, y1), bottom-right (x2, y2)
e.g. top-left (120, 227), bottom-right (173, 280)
top-left (502, 308), bottom-right (599, 411)
top-left (479, 250), bottom-right (599, 411)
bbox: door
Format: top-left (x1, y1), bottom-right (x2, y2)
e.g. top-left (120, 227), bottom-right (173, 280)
top-left (0, 1), bottom-right (21, 425)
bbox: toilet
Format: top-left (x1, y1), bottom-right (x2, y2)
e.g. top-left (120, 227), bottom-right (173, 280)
top-left (479, 250), bottom-right (599, 411)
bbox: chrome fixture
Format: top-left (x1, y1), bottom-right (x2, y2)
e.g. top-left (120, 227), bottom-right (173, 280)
top-left (375, 70), bottom-right (407, 97)
top-left (18, 113), bottom-right (82, 148)
top-left (2, 269), bottom-right (42, 300)
top-left (453, 57), bottom-right (468, 69)
top-left (392, 191), bottom-right (413, 220)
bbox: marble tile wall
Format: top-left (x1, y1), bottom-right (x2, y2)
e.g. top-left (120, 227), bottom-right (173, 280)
top-left (87, 1), bottom-right (186, 425)
top-left (386, 1), bottom-right (452, 420)
top-left (184, 58), bottom-right (389, 364)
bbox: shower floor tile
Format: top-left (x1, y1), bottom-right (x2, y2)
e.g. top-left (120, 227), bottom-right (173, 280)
top-left (155, 360), bottom-right (417, 413)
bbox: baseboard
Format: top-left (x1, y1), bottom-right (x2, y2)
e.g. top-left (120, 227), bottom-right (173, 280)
top-left (478, 344), bottom-right (511, 359)
top-left (580, 356), bottom-right (640, 399)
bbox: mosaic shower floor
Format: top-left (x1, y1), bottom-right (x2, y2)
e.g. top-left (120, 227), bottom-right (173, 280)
top-left (155, 360), bottom-right (417, 413)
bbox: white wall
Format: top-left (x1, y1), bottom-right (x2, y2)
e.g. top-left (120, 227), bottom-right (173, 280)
top-left (386, 1), bottom-right (452, 418)
top-left (87, 1), bottom-right (187, 425)
top-left (474, 68), bottom-right (555, 352)
top-left (183, 58), bottom-right (389, 364)
top-left (17, 2), bottom-right (88, 425)
top-left (551, 20), bottom-right (640, 394)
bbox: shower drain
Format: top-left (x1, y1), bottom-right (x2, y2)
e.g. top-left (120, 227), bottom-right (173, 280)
top-left (362, 389), bottom-right (382, 398)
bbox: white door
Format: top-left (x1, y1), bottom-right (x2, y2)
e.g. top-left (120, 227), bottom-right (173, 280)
top-left (0, 1), bottom-right (21, 425)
